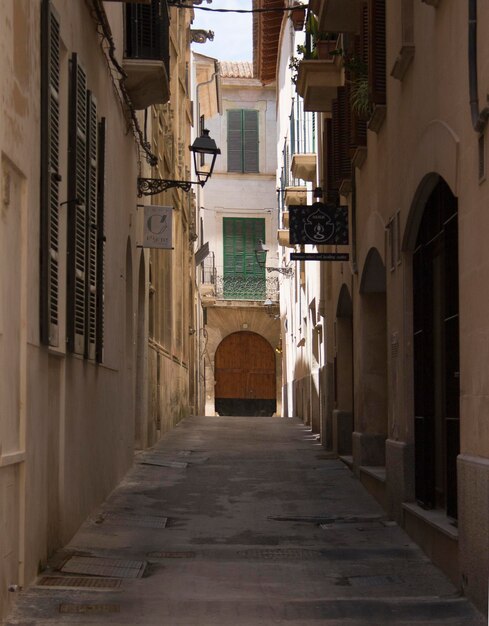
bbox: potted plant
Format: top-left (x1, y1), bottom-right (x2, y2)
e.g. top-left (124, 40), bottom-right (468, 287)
top-left (306, 13), bottom-right (338, 60)
top-left (289, 3), bottom-right (306, 32)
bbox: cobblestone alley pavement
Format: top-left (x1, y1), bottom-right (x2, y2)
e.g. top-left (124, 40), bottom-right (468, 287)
top-left (4, 416), bottom-right (485, 625)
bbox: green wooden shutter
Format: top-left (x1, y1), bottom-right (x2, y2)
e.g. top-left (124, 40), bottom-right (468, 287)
top-left (85, 92), bottom-right (98, 360)
top-left (243, 110), bottom-right (259, 172)
top-left (223, 218), bottom-right (265, 299)
top-left (227, 110), bottom-right (243, 172)
top-left (40, 0), bottom-right (61, 347)
top-left (96, 118), bottom-right (106, 364)
top-left (67, 53), bottom-right (88, 355)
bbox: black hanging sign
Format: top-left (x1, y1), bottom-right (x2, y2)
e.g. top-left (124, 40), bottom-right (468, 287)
top-left (289, 203), bottom-right (349, 246)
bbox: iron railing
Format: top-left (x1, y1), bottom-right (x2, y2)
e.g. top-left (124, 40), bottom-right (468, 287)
top-left (214, 274), bottom-right (279, 302)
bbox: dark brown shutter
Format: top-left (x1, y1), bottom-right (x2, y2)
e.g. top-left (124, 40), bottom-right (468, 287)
top-left (333, 87), bottom-right (351, 185)
top-left (85, 93), bottom-right (98, 360)
top-left (243, 110), bottom-right (259, 173)
top-left (96, 118), bottom-right (106, 364)
top-left (350, 34), bottom-right (367, 149)
top-left (67, 53), bottom-right (88, 355)
top-left (326, 118), bottom-right (338, 204)
top-left (40, 0), bottom-right (61, 347)
top-left (369, 0), bottom-right (386, 105)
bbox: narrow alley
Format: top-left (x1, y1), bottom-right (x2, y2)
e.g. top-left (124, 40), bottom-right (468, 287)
top-left (4, 416), bottom-right (484, 626)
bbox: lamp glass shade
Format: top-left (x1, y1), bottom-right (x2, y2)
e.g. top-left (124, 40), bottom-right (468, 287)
top-left (189, 129), bottom-right (221, 185)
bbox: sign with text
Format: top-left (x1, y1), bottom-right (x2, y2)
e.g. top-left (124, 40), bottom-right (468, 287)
top-left (291, 252), bottom-right (349, 262)
top-left (289, 203), bottom-right (349, 246)
top-left (142, 205), bottom-right (173, 249)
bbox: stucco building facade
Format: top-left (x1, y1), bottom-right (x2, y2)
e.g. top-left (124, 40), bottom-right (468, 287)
top-left (263, 0), bottom-right (489, 613)
top-left (0, 0), bottom-right (197, 619)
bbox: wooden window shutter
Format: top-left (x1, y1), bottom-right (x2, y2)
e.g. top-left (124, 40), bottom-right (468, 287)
top-left (227, 110), bottom-right (243, 172)
top-left (40, 0), bottom-right (61, 347)
top-left (85, 93), bottom-right (98, 360)
top-left (338, 86), bottom-right (352, 182)
top-left (369, 0), bottom-right (386, 105)
top-left (243, 110), bottom-right (259, 173)
top-left (323, 120), bottom-right (337, 204)
top-left (350, 34), bottom-right (368, 149)
top-left (96, 118), bottom-right (106, 363)
top-left (331, 99), bottom-right (341, 196)
top-left (67, 53), bottom-right (88, 355)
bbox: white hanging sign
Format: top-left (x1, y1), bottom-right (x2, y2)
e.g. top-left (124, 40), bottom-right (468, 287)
top-left (142, 205), bottom-right (173, 249)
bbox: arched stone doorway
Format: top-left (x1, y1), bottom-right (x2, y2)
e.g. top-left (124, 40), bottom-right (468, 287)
top-left (333, 284), bottom-right (353, 454)
top-left (412, 177), bottom-right (459, 519)
top-left (354, 248), bottom-right (388, 467)
top-left (215, 331), bottom-right (276, 416)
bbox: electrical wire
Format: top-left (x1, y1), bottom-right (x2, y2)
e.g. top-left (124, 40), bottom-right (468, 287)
top-left (169, 3), bottom-right (309, 13)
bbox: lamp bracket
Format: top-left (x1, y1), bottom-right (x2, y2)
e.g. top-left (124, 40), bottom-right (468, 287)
top-left (266, 266), bottom-right (294, 277)
top-left (137, 177), bottom-right (203, 197)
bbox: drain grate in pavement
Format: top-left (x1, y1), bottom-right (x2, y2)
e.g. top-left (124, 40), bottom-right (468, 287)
top-left (348, 574), bottom-right (404, 587)
top-left (37, 576), bottom-right (122, 589)
top-left (147, 551), bottom-right (196, 559)
top-left (140, 459), bottom-right (188, 469)
top-left (60, 603), bottom-right (120, 614)
top-left (105, 513), bottom-right (168, 529)
top-left (61, 556), bottom-right (146, 578)
top-left (237, 548), bottom-right (321, 560)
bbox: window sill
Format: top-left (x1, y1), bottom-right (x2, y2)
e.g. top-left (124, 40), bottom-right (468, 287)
top-left (402, 502), bottom-right (458, 541)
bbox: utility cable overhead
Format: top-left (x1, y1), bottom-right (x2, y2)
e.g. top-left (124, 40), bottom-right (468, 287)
top-left (169, 3), bottom-right (309, 13)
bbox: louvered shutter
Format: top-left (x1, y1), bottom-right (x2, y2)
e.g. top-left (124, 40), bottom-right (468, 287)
top-left (85, 93), bottom-right (98, 360)
top-left (323, 120), bottom-right (336, 204)
top-left (369, 0), bottom-right (386, 105)
top-left (350, 35), bottom-right (368, 148)
top-left (96, 118), bottom-right (106, 363)
top-left (243, 110), bottom-right (259, 173)
top-left (227, 110), bottom-right (243, 172)
top-left (40, 0), bottom-right (61, 347)
top-left (337, 86), bottom-right (351, 182)
top-left (67, 53), bottom-right (88, 355)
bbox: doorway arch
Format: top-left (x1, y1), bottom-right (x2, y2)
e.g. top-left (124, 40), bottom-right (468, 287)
top-left (411, 177), bottom-right (459, 518)
top-left (215, 331), bottom-right (276, 416)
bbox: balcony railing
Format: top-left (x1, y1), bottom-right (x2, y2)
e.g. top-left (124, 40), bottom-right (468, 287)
top-left (215, 275), bottom-right (279, 301)
top-left (290, 97), bottom-right (316, 156)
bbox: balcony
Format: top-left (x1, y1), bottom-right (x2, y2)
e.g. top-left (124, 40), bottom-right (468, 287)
top-left (284, 186), bottom-right (307, 206)
top-left (296, 55), bottom-right (343, 113)
top-left (309, 0), bottom-right (362, 33)
top-left (277, 229), bottom-right (294, 248)
top-left (291, 153), bottom-right (316, 182)
top-left (215, 274), bottom-right (279, 302)
top-left (123, 0), bottom-right (170, 109)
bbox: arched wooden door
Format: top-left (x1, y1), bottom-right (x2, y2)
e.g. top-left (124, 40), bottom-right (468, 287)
top-left (215, 332), bottom-right (276, 416)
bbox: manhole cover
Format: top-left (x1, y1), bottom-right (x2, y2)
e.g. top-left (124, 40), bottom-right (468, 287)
top-left (237, 548), bottom-right (321, 560)
top-left (60, 603), bottom-right (120, 614)
top-left (61, 556), bottom-right (146, 578)
top-left (105, 513), bottom-right (168, 529)
top-left (37, 576), bottom-right (122, 589)
top-left (147, 551), bottom-right (196, 559)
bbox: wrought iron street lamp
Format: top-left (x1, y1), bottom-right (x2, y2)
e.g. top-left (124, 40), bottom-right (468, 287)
top-left (137, 129), bottom-right (221, 197)
top-left (255, 239), bottom-right (294, 276)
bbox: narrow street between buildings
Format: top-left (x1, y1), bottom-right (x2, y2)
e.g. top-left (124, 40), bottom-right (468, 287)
top-left (4, 416), bottom-right (484, 626)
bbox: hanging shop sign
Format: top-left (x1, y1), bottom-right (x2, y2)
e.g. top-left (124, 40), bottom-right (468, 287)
top-left (289, 203), bottom-right (349, 246)
top-left (142, 205), bottom-right (173, 249)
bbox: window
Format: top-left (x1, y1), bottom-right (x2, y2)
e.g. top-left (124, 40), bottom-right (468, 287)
top-left (227, 109), bottom-right (259, 173)
top-left (223, 217), bottom-right (265, 299)
top-left (67, 53), bottom-right (105, 360)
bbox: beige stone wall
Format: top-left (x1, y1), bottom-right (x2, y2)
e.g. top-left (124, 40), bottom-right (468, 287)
top-left (313, 0), bottom-right (489, 611)
top-left (0, 0), bottom-right (149, 618)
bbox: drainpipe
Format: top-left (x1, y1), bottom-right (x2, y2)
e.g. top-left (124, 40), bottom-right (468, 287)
top-left (469, 0), bottom-right (489, 132)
